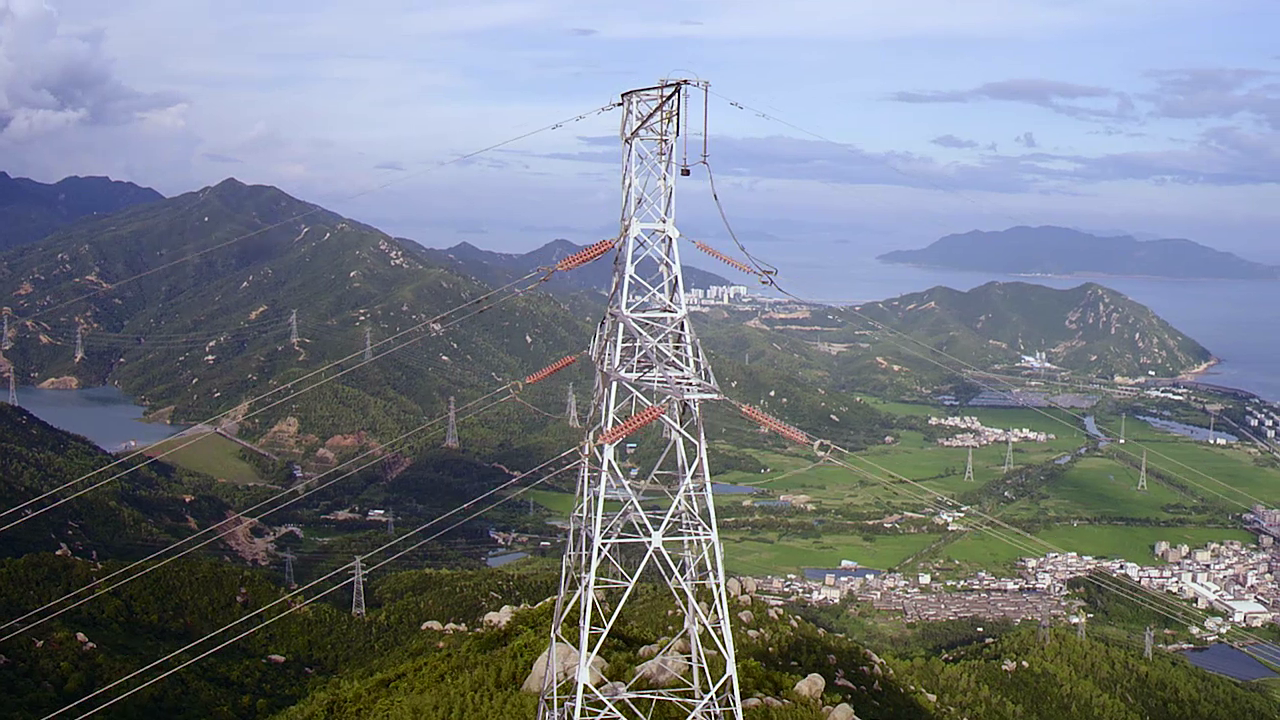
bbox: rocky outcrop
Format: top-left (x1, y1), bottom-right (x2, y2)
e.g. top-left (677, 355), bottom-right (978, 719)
top-left (794, 672), bottom-right (825, 700)
top-left (634, 652), bottom-right (688, 687)
top-left (522, 643), bottom-right (608, 694)
top-left (827, 702), bottom-right (859, 720)
top-left (37, 376), bottom-right (79, 389)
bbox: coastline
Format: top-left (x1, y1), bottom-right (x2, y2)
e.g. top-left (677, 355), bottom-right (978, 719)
top-left (1178, 357), bottom-right (1222, 381)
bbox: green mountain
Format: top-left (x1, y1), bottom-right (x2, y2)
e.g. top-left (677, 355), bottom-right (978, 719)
top-left (0, 403), bottom-right (239, 559)
top-left (415, 238), bottom-right (733, 297)
top-left (878, 226), bottom-right (1280, 280)
top-left (0, 178), bottom-right (591, 461)
top-left (745, 281), bottom-right (1211, 382)
top-left (0, 172), bottom-right (164, 252)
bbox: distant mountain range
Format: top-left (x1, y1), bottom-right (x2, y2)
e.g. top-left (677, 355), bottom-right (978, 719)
top-left (878, 226), bottom-right (1279, 280)
top-left (415, 239), bottom-right (732, 296)
top-left (0, 171), bottom-right (164, 252)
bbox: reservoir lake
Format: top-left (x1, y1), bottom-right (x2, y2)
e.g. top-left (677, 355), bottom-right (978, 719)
top-left (14, 385), bottom-right (184, 452)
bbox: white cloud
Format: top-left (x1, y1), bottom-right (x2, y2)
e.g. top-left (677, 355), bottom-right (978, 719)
top-left (0, 0), bottom-right (183, 139)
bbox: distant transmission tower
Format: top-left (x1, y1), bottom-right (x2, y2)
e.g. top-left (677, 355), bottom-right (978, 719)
top-left (74, 326), bottom-right (85, 363)
top-left (1039, 614), bottom-right (1051, 646)
top-left (7, 370), bottom-right (16, 407)
top-left (1, 312), bottom-right (11, 351)
top-left (386, 509), bottom-right (395, 536)
top-left (1143, 625), bottom-right (1154, 659)
top-left (540, 79), bottom-right (743, 719)
top-left (289, 310), bottom-right (299, 345)
top-left (963, 446), bottom-right (975, 482)
top-left (364, 326), bottom-right (373, 362)
top-left (1208, 413), bottom-right (1216, 444)
top-left (1077, 610), bottom-right (1087, 640)
top-left (566, 382), bottom-right (580, 428)
top-left (351, 555), bottom-right (366, 617)
top-left (1137, 449), bottom-right (1148, 491)
top-left (283, 550), bottom-right (296, 588)
top-left (443, 396), bottom-right (459, 449)
top-left (1120, 413), bottom-right (1126, 443)
top-left (1003, 431), bottom-right (1014, 474)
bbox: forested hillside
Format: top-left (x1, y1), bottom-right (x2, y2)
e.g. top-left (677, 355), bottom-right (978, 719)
top-left (0, 404), bottom-right (240, 560)
top-left (0, 178), bottom-right (594, 460)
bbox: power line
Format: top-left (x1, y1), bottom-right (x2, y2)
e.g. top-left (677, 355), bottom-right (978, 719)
top-left (12, 101), bottom-right (623, 327)
top-left (0, 268), bottom-right (554, 534)
top-left (704, 89), bottom-right (1270, 513)
top-left (0, 387), bottom-right (516, 642)
top-left (43, 450), bottom-right (580, 720)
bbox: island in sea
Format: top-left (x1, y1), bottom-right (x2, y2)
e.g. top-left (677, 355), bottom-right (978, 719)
top-left (877, 225), bottom-right (1280, 280)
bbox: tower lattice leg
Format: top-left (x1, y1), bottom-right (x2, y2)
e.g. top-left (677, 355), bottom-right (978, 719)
top-left (539, 79), bottom-right (742, 720)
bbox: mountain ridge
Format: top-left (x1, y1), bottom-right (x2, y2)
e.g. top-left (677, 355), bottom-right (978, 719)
top-left (414, 238), bottom-right (734, 297)
top-left (844, 280), bottom-right (1213, 378)
top-left (878, 225), bottom-right (1279, 280)
top-left (0, 171), bottom-right (165, 251)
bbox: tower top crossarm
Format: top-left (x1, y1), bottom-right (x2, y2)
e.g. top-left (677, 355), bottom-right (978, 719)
top-left (606, 78), bottom-right (717, 401)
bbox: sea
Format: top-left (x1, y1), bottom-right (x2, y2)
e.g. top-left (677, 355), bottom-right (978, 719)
top-left (779, 256), bottom-right (1280, 402)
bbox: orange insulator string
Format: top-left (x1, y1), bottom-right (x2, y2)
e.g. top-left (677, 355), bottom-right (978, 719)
top-left (556, 238), bottom-right (618, 272)
top-left (694, 240), bottom-right (756, 276)
top-left (524, 354), bottom-right (581, 385)
top-left (596, 403), bottom-right (668, 446)
top-left (737, 404), bottom-right (810, 445)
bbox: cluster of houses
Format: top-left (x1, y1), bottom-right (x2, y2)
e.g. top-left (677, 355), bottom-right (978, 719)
top-left (929, 415), bottom-right (1055, 448)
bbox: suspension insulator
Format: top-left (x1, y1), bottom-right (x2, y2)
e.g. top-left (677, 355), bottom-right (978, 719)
top-left (738, 404), bottom-right (810, 446)
top-left (524, 354), bottom-right (581, 385)
top-left (556, 238), bottom-right (618, 272)
top-left (694, 240), bottom-right (757, 276)
top-left (596, 403), bottom-right (668, 446)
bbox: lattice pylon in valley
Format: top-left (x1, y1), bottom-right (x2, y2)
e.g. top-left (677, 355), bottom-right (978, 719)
top-left (351, 555), bottom-right (366, 618)
top-left (566, 382), bottom-right (580, 428)
top-left (1137, 449), bottom-right (1148, 491)
top-left (289, 309), bottom-right (299, 346)
top-left (7, 370), bottom-right (16, 407)
top-left (1003, 430), bottom-right (1013, 474)
top-left (963, 446), bottom-right (975, 482)
top-left (1, 312), bottom-right (10, 351)
top-left (539, 79), bottom-right (744, 720)
top-left (74, 326), bottom-right (85, 363)
top-left (364, 327), bottom-right (373, 362)
top-left (444, 396), bottom-right (459, 449)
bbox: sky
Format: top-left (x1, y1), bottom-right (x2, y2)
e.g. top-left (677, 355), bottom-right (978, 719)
top-left (3, 0), bottom-right (1280, 274)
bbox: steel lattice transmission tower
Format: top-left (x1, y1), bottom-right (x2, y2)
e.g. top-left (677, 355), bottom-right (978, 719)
top-left (74, 326), bottom-right (85, 363)
top-left (7, 370), bottom-right (16, 407)
top-left (1, 312), bottom-right (11, 351)
top-left (566, 382), bottom-right (580, 428)
top-left (1137, 449), bottom-right (1148, 491)
top-left (539, 79), bottom-right (743, 720)
top-left (283, 550), bottom-right (296, 588)
top-left (444, 396), bottom-right (460, 449)
top-left (351, 555), bottom-right (366, 617)
top-left (364, 327), bottom-right (373, 362)
top-left (963, 446), bottom-right (975, 482)
top-left (1003, 430), bottom-right (1014, 474)
top-left (289, 310), bottom-right (299, 346)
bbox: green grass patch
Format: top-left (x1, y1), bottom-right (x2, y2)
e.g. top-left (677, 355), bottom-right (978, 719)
top-left (150, 432), bottom-right (263, 484)
top-left (722, 531), bottom-right (938, 576)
